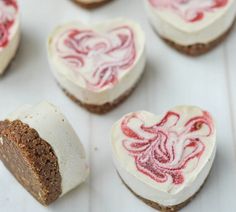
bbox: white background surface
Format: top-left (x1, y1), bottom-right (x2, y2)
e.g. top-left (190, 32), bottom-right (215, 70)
top-left (0, 0), bottom-right (236, 211)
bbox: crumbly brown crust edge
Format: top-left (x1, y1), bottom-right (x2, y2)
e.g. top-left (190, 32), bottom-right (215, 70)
top-left (158, 20), bottom-right (235, 56)
top-left (0, 120), bottom-right (62, 206)
top-left (60, 76), bottom-right (142, 114)
top-left (118, 173), bottom-right (208, 212)
top-left (73, 0), bottom-right (111, 9)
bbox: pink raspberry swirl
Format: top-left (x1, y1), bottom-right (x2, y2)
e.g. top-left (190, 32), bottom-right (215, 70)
top-left (121, 111), bottom-right (214, 185)
top-left (0, 0), bottom-right (18, 48)
top-left (149, 0), bottom-right (228, 22)
top-left (55, 26), bottom-right (136, 91)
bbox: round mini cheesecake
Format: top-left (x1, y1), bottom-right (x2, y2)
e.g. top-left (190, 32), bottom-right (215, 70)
top-left (47, 18), bottom-right (146, 114)
top-left (74, 0), bottom-right (111, 8)
top-left (145, 0), bottom-right (236, 55)
top-left (111, 106), bottom-right (216, 211)
top-left (0, 0), bottom-right (20, 75)
top-left (0, 101), bottom-right (89, 205)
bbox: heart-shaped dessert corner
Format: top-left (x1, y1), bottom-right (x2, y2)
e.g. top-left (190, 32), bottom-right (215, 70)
top-left (47, 18), bottom-right (146, 114)
top-left (145, 0), bottom-right (236, 55)
top-left (0, 0), bottom-right (20, 75)
top-left (0, 0), bottom-right (18, 47)
top-left (148, 0), bottom-right (228, 22)
top-left (111, 106), bottom-right (216, 211)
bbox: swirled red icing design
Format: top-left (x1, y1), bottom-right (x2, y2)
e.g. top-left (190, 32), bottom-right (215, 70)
top-left (56, 26), bottom-right (136, 91)
top-left (0, 0), bottom-right (18, 48)
top-left (149, 0), bottom-right (228, 22)
top-left (121, 111), bottom-right (214, 184)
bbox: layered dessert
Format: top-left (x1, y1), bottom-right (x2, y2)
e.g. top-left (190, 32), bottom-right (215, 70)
top-left (111, 106), bottom-right (216, 211)
top-left (47, 18), bottom-right (146, 114)
top-left (0, 0), bottom-right (20, 75)
top-left (0, 101), bottom-right (89, 205)
top-left (145, 0), bottom-right (236, 55)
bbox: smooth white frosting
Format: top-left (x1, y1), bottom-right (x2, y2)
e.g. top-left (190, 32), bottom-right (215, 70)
top-left (145, 0), bottom-right (236, 45)
top-left (111, 106), bottom-right (216, 206)
top-left (0, 0), bottom-right (20, 75)
top-left (8, 101), bottom-right (89, 196)
top-left (47, 18), bottom-right (146, 105)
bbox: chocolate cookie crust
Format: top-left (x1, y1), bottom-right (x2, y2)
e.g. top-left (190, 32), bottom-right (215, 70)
top-left (159, 21), bottom-right (234, 56)
top-left (74, 0), bottom-right (111, 9)
top-left (0, 120), bottom-right (62, 206)
top-left (119, 174), bottom-right (207, 212)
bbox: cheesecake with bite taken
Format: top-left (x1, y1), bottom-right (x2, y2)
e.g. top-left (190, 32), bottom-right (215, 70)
top-left (0, 0), bottom-right (20, 75)
top-left (47, 18), bottom-right (146, 114)
top-left (145, 0), bottom-right (236, 56)
top-left (0, 101), bottom-right (89, 205)
top-left (111, 106), bottom-right (216, 211)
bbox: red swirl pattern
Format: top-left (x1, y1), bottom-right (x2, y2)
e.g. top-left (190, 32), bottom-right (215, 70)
top-left (121, 110), bottom-right (214, 184)
top-left (149, 0), bottom-right (228, 22)
top-left (0, 0), bottom-right (18, 48)
top-left (56, 26), bottom-right (136, 91)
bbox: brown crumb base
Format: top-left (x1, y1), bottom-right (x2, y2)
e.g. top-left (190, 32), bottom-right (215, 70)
top-left (159, 21), bottom-right (234, 56)
top-left (119, 174), bottom-right (207, 212)
top-left (61, 79), bottom-right (140, 114)
top-left (73, 0), bottom-right (111, 9)
top-left (0, 120), bottom-right (62, 206)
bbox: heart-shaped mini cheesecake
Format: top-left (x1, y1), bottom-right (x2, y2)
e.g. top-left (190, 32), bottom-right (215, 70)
top-left (47, 18), bottom-right (146, 114)
top-left (111, 106), bottom-right (216, 211)
top-left (0, 0), bottom-right (20, 75)
top-left (145, 0), bottom-right (236, 55)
